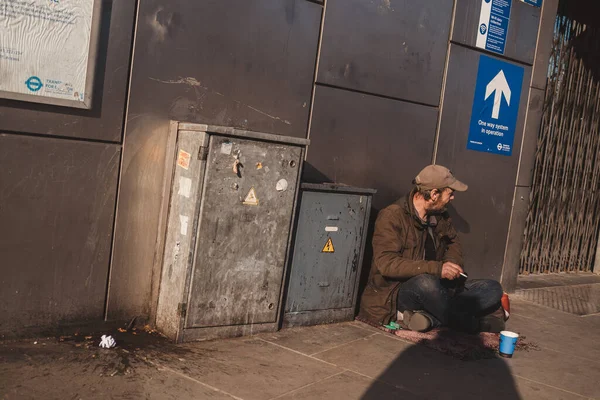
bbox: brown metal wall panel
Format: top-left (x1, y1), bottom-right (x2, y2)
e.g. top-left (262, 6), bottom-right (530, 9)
top-left (501, 186), bottom-right (530, 292)
top-left (108, 117), bottom-right (173, 321)
top-left (435, 44), bottom-right (531, 281)
top-left (531, 0), bottom-right (559, 90)
top-left (317, 0), bottom-right (453, 105)
top-left (0, 0), bottom-right (135, 143)
top-left (126, 0), bottom-right (320, 138)
top-left (109, 0), bottom-right (321, 319)
top-left (305, 85), bottom-right (437, 211)
top-left (452, 0), bottom-right (540, 65)
top-left (516, 87), bottom-right (544, 187)
top-left (0, 134), bottom-right (119, 335)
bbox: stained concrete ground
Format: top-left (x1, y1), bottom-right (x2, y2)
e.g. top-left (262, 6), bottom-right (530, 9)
top-left (2, 276), bottom-right (600, 400)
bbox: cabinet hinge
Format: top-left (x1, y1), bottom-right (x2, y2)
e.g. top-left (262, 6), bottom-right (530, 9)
top-left (198, 146), bottom-right (209, 160)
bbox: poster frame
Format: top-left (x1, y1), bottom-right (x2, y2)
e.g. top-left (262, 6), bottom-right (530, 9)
top-left (0, 0), bottom-right (102, 109)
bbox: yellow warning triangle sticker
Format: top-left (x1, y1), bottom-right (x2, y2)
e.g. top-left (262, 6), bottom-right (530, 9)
top-left (243, 187), bottom-right (259, 205)
top-left (322, 237), bottom-right (335, 253)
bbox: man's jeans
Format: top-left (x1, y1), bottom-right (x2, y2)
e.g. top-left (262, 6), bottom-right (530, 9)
top-left (397, 274), bottom-right (503, 330)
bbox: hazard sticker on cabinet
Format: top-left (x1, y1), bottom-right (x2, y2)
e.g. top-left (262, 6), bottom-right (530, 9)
top-left (243, 187), bottom-right (259, 206)
top-left (321, 237), bottom-right (335, 253)
top-left (177, 149), bottom-right (191, 170)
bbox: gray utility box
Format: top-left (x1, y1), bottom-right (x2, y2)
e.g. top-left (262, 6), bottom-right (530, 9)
top-left (284, 184), bottom-right (376, 327)
top-left (156, 123), bottom-right (308, 342)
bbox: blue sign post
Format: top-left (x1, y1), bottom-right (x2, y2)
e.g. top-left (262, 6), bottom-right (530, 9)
top-left (467, 55), bottom-right (525, 156)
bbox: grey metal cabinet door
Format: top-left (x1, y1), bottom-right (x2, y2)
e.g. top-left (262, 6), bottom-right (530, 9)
top-left (286, 191), bottom-right (367, 312)
top-left (186, 135), bottom-right (302, 328)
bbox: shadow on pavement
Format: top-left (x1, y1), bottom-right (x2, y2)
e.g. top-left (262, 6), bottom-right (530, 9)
top-left (361, 330), bottom-right (521, 400)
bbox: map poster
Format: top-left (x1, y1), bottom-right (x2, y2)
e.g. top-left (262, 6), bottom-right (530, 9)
top-left (0, 0), bottom-right (101, 109)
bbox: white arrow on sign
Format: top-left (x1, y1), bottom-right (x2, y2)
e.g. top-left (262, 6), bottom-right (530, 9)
top-left (485, 70), bottom-right (511, 119)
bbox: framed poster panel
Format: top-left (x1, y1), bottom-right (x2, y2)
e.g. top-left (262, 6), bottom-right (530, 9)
top-left (0, 0), bottom-right (102, 109)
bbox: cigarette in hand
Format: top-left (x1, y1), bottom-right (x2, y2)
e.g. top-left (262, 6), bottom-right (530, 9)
top-left (459, 272), bottom-right (468, 278)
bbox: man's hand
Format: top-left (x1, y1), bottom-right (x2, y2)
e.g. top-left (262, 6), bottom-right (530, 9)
top-left (441, 262), bottom-right (464, 280)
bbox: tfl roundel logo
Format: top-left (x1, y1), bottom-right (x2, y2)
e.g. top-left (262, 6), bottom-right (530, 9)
top-left (480, 24), bottom-right (487, 34)
top-left (25, 76), bottom-right (43, 92)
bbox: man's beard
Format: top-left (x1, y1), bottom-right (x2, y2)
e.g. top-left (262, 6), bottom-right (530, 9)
top-left (426, 198), bottom-right (447, 214)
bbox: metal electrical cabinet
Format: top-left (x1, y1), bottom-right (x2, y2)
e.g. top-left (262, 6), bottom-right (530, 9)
top-left (284, 184), bottom-right (376, 327)
top-left (156, 123), bottom-right (307, 342)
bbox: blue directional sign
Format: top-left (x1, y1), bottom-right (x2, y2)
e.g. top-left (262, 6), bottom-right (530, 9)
top-left (467, 55), bottom-right (525, 156)
top-left (522, 0), bottom-right (542, 7)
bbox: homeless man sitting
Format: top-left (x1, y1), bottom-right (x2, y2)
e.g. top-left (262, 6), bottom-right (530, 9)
top-left (358, 164), bottom-right (506, 333)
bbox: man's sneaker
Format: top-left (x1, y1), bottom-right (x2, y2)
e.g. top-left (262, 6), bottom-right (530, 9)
top-left (402, 310), bottom-right (433, 332)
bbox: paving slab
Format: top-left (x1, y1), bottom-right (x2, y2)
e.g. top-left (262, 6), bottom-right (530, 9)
top-left (313, 334), bottom-right (486, 398)
top-left (511, 377), bottom-right (589, 400)
top-left (313, 333), bottom-right (423, 375)
top-left (505, 343), bottom-right (600, 399)
top-left (312, 331), bottom-right (596, 400)
top-left (441, 348), bottom-right (595, 400)
top-left (510, 298), bottom-right (596, 324)
top-left (510, 298), bottom-right (600, 338)
top-left (1, 285), bottom-right (599, 400)
top-left (258, 322), bottom-right (374, 356)
top-left (508, 313), bottom-right (600, 362)
top-left (448, 358), bottom-right (592, 400)
top-left (514, 284), bottom-right (600, 315)
top-left (274, 371), bottom-right (421, 400)
top-left (516, 273), bottom-right (600, 290)
top-left (151, 337), bottom-right (342, 400)
top-left (0, 339), bottom-right (233, 400)
top-left (581, 314), bottom-right (600, 327)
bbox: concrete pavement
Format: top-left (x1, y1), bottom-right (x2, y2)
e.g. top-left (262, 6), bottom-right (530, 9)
top-left (1, 298), bottom-right (599, 399)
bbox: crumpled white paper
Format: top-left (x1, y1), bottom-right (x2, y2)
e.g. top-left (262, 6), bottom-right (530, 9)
top-left (99, 335), bottom-right (116, 349)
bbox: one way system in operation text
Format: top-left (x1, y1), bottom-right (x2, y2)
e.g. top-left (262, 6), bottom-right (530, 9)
top-left (467, 54), bottom-right (525, 156)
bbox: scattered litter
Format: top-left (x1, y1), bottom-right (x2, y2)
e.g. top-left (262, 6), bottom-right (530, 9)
top-left (33, 341), bottom-right (38, 345)
top-left (384, 321), bottom-right (401, 330)
top-left (276, 179), bottom-right (288, 192)
top-left (514, 335), bottom-right (541, 352)
top-left (99, 335), bottom-right (116, 349)
top-left (126, 316), bottom-right (138, 331)
top-left (84, 336), bottom-right (92, 340)
top-left (118, 328), bottom-right (127, 333)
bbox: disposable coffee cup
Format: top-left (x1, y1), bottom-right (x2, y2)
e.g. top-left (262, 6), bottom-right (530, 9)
top-left (499, 331), bottom-right (519, 358)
